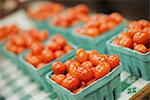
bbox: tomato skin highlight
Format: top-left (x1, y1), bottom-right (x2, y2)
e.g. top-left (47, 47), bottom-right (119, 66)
top-left (69, 61), bottom-right (80, 76)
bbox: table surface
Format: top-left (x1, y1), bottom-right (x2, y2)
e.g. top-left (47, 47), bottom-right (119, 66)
top-left (0, 10), bottom-right (149, 100)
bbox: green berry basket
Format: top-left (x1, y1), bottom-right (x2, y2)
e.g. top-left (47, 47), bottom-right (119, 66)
top-left (33, 19), bottom-right (49, 30)
top-left (1, 45), bottom-right (30, 74)
top-left (46, 65), bottom-right (122, 100)
top-left (106, 35), bottom-right (150, 80)
top-left (70, 20), bottom-right (126, 54)
top-left (19, 41), bottom-right (77, 92)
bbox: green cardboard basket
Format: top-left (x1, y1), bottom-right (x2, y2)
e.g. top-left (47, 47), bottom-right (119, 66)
top-left (33, 19), bottom-right (49, 30)
top-left (1, 45), bottom-right (29, 74)
top-left (70, 20), bottom-right (126, 53)
top-left (106, 35), bottom-right (150, 80)
top-left (46, 65), bottom-right (122, 100)
top-left (19, 41), bottom-right (77, 91)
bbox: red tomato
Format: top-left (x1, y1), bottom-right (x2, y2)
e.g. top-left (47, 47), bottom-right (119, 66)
top-left (86, 78), bottom-right (96, 86)
top-left (98, 54), bottom-right (109, 63)
top-left (51, 34), bottom-right (64, 42)
top-left (77, 67), bottom-right (94, 82)
top-left (87, 50), bottom-right (99, 58)
top-left (133, 42), bottom-right (138, 48)
top-left (134, 44), bottom-right (147, 53)
top-left (119, 37), bottom-right (133, 48)
top-left (112, 37), bottom-right (121, 45)
top-left (85, 27), bottom-right (100, 37)
top-left (55, 37), bottom-right (67, 48)
top-left (61, 75), bottom-right (80, 91)
top-left (16, 46), bottom-right (26, 54)
top-left (76, 48), bottom-right (88, 63)
top-left (89, 54), bottom-right (100, 65)
top-left (30, 42), bottom-right (44, 55)
top-left (69, 61), bottom-right (80, 76)
top-left (74, 4), bottom-right (89, 15)
top-left (41, 49), bottom-right (54, 62)
top-left (64, 59), bottom-right (75, 72)
top-left (138, 20), bottom-right (150, 28)
top-left (51, 62), bottom-right (66, 74)
top-left (51, 74), bottom-right (66, 85)
top-left (36, 62), bottom-right (46, 69)
top-left (12, 35), bottom-right (25, 46)
top-left (38, 31), bottom-right (48, 41)
top-left (26, 55), bottom-right (41, 67)
top-left (147, 48), bottom-right (150, 52)
top-left (133, 32), bottom-right (149, 45)
top-left (109, 12), bottom-right (123, 23)
top-left (63, 45), bottom-right (73, 53)
top-left (107, 54), bottom-right (120, 70)
top-left (81, 61), bottom-right (93, 68)
top-left (46, 41), bottom-right (61, 51)
top-left (73, 87), bottom-right (84, 94)
top-left (94, 62), bottom-right (111, 79)
top-left (54, 50), bottom-right (64, 58)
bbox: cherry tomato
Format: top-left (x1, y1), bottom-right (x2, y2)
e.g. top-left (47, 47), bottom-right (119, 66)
top-left (119, 37), bottom-right (133, 48)
top-left (85, 27), bottom-right (100, 37)
top-left (147, 48), bottom-right (150, 52)
top-left (41, 49), bottom-right (54, 62)
top-left (46, 41), bottom-right (61, 51)
top-left (61, 75), bottom-right (80, 91)
top-left (89, 54), bottom-right (102, 65)
top-left (94, 62), bottom-right (111, 79)
top-left (63, 45), bottom-right (73, 53)
top-left (55, 37), bottom-right (67, 48)
top-left (36, 62), bottom-right (46, 69)
top-left (138, 20), bottom-right (150, 28)
top-left (107, 54), bottom-right (120, 70)
top-left (64, 59), bottom-right (75, 72)
top-left (81, 61), bottom-right (93, 68)
top-left (13, 35), bottom-right (25, 46)
top-left (134, 44), bottom-right (147, 53)
top-left (98, 54), bottom-right (109, 63)
top-left (54, 50), bottom-right (64, 58)
top-left (133, 32), bottom-right (149, 45)
top-left (109, 12), bottom-right (123, 23)
top-left (77, 67), bottom-right (94, 82)
top-left (76, 48), bottom-right (88, 63)
top-left (133, 42), bottom-right (138, 48)
top-left (26, 55), bottom-right (41, 67)
top-left (38, 31), bottom-right (48, 41)
top-left (51, 62), bottom-right (66, 74)
top-left (87, 50), bottom-right (99, 58)
top-left (30, 42), bottom-right (44, 55)
top-left (51, 74), bottom-right (66, 85)
top-left (73, 87), bottom-right (84, 94)
top-left (69, 61), bottom-right (80, 76)
top-left (112, 37), bottom-right (121, 45)
top-left (86, 78), bottom-right (96, 86)
top-left (16, 46), bottom-right (26, 54)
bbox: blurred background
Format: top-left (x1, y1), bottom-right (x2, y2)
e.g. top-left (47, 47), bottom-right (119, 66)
top-left (0, 0), bottom-right (149, 20)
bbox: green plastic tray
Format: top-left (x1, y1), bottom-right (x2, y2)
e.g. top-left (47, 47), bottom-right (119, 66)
top-left (106, 35), bottom-right (150, 80)
top-left (19, 41), bottom-right (77, 91)
top-left (33, 19), bottom-right (49, 30)
top-left (46, 65), bottom-right (122, 100)
top-left (1, 45), bottom-right (29, 74)
top-left (70, 20), bottom-right (126, 53)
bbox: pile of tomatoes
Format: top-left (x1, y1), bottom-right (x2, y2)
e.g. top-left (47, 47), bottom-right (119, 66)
top-left (25, 34), bottom-right (73, 68)
top-left (51, 48), bottom-right (120, 93)
top-left (112, 19), bottom-right (150, 53)
top-left (0, 25), bottom-right (20, 41)
top-left (52, 4), bottom-right (90, 28)
top-left (6, 29), bottom-right (48, 55)
top-left (28, 2), bottom-right (64, 20)
top-left (76, 13), bottom-right (123, 37)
